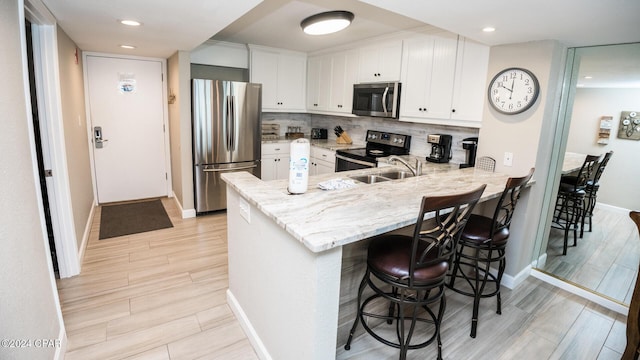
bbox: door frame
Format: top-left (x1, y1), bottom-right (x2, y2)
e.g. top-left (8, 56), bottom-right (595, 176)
top-left (82, 52), bottom-right (172, 205)
top-left (24, 0), bottom-right (80, 279)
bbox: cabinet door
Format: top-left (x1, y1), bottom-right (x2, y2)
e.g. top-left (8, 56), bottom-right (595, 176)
top-left (357, 41), bottom-right (402, 83)
top-left (330, 50), bottom-right (359, 113)
top-left (261, 156), bottom-right (278, 181)
top-left (251, 50), bottom-right (279, 109)
top-left (315, 160), bottom-right (335, 175)
top-left (277, 54), bottom-right (306, 111)
top-left (451, 37), bottom-right (490, 122)
top-left (425, 33), bottom-right (458, 119)
top-left (307, 55), bottom-right (330, 111)
top-left (276, 156), bottom-right (290, 180)
top-left (400, 36), bottom-right (434, 118)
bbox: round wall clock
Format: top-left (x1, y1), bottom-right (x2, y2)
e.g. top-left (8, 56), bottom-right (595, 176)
top-left (488, 67), bottom-right (540, 115)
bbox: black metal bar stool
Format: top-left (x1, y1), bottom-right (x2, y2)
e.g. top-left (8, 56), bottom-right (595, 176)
top-left (552, 155), bottom-right (599, 254)
top-left (446, 168), bottom-right (534, 338)
top-left (343, 185), bottom-right (486, 360)
top-left (583, 151), bottom-right (613, 236)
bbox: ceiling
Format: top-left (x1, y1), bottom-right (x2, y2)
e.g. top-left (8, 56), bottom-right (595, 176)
top-left (41, 0), bottom-right (640, 87)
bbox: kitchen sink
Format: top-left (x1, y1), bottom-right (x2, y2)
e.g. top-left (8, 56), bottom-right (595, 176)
top-left (378, 171), bottom-right (414, 179)
top-left (349, 174), bottom-right (391, 184)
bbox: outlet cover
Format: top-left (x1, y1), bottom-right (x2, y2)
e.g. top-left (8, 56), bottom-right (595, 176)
top-left (504, 152), bottom-right (513, 167)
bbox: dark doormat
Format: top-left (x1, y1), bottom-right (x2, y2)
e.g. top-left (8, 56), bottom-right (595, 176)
top-left (99, 199), bottom-right (173, 240)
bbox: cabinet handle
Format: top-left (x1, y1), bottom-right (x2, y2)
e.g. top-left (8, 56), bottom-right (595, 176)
top-left (452, 109), bottom-right (456, 113)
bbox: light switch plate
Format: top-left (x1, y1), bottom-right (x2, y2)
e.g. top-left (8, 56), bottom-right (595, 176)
top-left (504, 152), bottom-right (513, 167)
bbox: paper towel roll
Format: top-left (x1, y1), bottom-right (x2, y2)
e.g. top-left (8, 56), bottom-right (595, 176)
top-left (288, 138), bottom-right (310, 194)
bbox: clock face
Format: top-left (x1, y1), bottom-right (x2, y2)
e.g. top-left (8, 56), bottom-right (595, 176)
top-left (488, 68), bottom-right (540, 114)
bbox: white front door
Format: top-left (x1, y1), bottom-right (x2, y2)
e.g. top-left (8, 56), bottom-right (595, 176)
top-left (86, 55), bottom-right (168, 203)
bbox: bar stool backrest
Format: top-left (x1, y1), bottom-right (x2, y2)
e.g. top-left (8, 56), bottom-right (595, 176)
top-left (409, 184), bottom-right (486, 287)
top-left (490, 168), bottom-right (535, 237)
top-left (592, 151), bottom-right (613, 184)
top-left (571, 155), bottom-right (600, 191)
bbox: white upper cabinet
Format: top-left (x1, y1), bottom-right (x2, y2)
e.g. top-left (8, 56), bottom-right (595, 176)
top-left (250, 46), bottom-right (307, 112)
top-left (329, 50), bottom-right (359, 113)
top-left (450, 37), bottom-right (490, 122)
top-left (306, 55), bottom-right (331, 111)
top-left (357, 40), bottom-right (403, 83)
top-left (306, 49), bottom-right (359, 115)
top-left (400, 33), bottom-right (489, 127)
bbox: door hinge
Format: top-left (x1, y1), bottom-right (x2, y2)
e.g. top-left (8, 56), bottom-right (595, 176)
top-left (44, 169), bottom-right (53, 177)
top-left (165, 173), bottom-right (168, 180)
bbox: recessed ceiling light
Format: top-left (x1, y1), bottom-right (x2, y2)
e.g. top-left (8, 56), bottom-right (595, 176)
top-left (482, 27), bottom-right (496, 32)
top-left (119, 19), bottom-right (141, 26)
top-left (584, 76), bottom-right (593, 79)
top-left (120, 45), bottom-right (136, 49)
top-left (301, 11), bottom-right (354, 35)
top-left (577, 84), bottom-right (585, 87)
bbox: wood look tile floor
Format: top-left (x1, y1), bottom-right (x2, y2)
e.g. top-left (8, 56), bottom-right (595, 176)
top-left (544, 206), bottom-right (640, 304)
top-left (58, 198), bottom-right (628, 359)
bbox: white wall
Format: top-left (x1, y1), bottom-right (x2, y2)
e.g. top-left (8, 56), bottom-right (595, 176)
top-left (167, 51), bottom-right (195, 217)
top-left (0, 0), bottom-right (65, 358)
top-left (56, 25), bottom-right (94, 250)
top-left (567, 87), bottom-right (640, 211)
top-left (478, 40), bottom-right (567, 276)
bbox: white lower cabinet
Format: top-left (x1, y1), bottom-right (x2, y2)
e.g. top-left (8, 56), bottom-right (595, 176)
top-left (261, 143), bottom-right (290, 181)
top-left (310, 147), bottom-right (336, 176)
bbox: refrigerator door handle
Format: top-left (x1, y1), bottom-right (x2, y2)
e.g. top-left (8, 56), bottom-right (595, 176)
top-left (225, 95), bottom-right (232, 150)
top-left (202, 164), bottom-right (257, 173)
top-left (230, 95), bottom-right (236, 151)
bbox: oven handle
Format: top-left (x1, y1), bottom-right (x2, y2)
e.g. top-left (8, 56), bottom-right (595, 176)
top-left (335, 154), bottom-right (377, 167)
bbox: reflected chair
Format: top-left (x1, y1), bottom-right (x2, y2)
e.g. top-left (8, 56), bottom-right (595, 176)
top-left (446, 168), bottom-right (534, 338)
top-left (344, 185), bottom-right (486, 360)
top-left (476, 156), bottom-right (496, 172)
top-left (583, 151), bottom-right (613, 236)
top-left (623, 211), bottom-right (640, 360)
top-left (552, 155), bottom-right (600, 254)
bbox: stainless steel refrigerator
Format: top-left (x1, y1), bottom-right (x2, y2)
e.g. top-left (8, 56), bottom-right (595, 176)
top-left (192, 79), bottom-right (262, 213)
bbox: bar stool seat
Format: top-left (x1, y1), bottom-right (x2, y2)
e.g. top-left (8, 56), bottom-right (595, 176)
top-left (344, 185), bottom-right (487, 360)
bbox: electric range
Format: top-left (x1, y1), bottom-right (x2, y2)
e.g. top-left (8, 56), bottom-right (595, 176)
top-left (335, 130), bottom-right (411, 171)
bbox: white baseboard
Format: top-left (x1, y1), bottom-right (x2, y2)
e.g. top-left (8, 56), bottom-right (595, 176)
top-left (172, 192), bottom-right (196, 219)
top-left (530, 269), bottom-right (628, 315)
top-left (227, 289), bottom-right (272, 360)
top-left (77, 201), bottom-right (96, 270)
top-left (597, 202), bottom-right (630, 215)
top-left (501, 264), bottom-right (531, 290)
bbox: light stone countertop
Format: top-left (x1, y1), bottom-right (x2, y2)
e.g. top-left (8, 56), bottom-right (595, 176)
top-left (222, 165), bottom-right (533, 253)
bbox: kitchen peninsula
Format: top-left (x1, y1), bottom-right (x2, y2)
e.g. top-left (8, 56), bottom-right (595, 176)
top-left (221, 165), bottom-right (531, 360)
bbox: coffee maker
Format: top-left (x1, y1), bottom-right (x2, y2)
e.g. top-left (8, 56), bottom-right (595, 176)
top-left (459, 137), bottom-right (478, 168)
top-left (426, 134), bottom-right (452, 163)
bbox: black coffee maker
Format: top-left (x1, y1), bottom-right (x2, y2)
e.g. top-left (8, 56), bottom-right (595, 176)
top-left (426, 134), bottom-right (452, 163)
top-left (459, 137), bottom-right (478, 168)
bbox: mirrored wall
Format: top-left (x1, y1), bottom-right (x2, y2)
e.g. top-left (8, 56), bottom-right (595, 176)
top-left (535, 42), bottom-right (640, 306)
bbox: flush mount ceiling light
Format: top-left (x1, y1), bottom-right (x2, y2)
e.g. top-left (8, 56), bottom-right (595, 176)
top-left (482, 27), bottom-right (496, 32)
top-left (119, 19), bottom-right (141, 26)
top-left (120, 44), bottom-right (136, 49)
top-left (301, 11), bottom-right (354, 35)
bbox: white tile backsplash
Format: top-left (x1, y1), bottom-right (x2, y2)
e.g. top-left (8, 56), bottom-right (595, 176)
top-left (261, 112), bottom-right (479, 164)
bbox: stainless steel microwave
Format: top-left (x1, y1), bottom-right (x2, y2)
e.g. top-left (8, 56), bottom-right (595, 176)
top-left (352, 82), bottom-right (401, 119)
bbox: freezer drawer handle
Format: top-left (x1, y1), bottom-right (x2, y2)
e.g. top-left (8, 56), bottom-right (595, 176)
top-left (203, 164), bottom-right (257, 173)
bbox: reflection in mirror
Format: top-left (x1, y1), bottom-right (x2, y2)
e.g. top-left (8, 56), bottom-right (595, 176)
top-left (536, 42), bottom-right (640, 306)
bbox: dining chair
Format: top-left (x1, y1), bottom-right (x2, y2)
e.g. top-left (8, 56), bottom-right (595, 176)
top-left (344, 184), bottom-right (486, 360)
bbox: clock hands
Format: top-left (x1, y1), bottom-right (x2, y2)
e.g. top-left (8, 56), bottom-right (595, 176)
top-left (509, 78), bottom-right (515, 100)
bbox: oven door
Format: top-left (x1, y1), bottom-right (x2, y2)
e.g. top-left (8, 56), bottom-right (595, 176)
top-left (335, 154), bottom-right (377, 172)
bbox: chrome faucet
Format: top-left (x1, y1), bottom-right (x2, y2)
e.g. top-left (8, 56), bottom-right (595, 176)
top-left (387, 156), bottom-right (422, 176)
